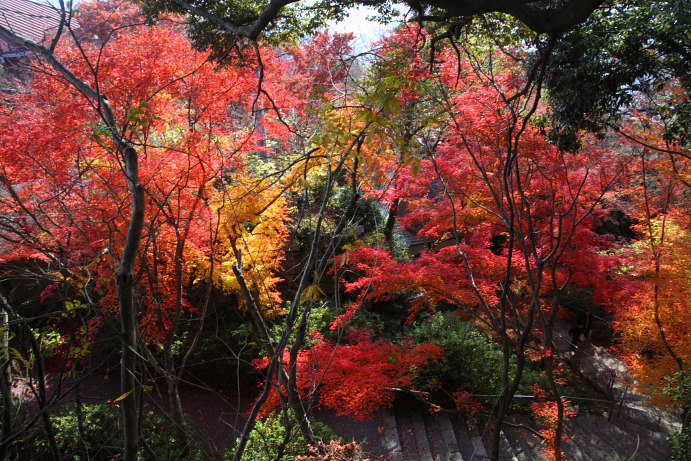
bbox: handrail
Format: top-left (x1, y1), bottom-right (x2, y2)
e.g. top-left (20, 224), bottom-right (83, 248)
top-left (458, 393), bottom-right (613, 404)
top-left (387, 388), bottom-right (614, 404)
top-left (554, 329), bottom-right (634, 420)
top-left (463, 329), bottom-right (633, 420)
top-left (390, 326), bottom-right (634, 421)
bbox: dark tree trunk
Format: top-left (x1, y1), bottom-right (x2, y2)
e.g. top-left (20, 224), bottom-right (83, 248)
top-left (0, 310), bottom-right (13, 461)
top-left (118, 145), bottom-right (146, 461)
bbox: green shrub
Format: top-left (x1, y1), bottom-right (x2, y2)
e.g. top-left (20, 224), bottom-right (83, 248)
top-left (411, 311), bottom-right (600, 417)
top-left (305, 301), bottom-right (388, 342)
top-left (664, 372), bottom-right (691, 461)
top-left (34, 403), bottom-right (204, 460)
top-left (412, 312), bottom-right (503, 395)
top-left (227, 410), bottom-right (338, 461)
top-left (50, 403), bottom-right (122, 460)
top-left (668, 429), bottom-right (691, 461)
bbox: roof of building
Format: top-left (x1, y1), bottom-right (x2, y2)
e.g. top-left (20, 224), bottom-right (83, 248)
top-left (0, 0), bottom-right (62, 56)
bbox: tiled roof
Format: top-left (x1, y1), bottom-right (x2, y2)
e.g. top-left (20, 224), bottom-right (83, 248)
top-left (0, 0), bottom-right (62, 55)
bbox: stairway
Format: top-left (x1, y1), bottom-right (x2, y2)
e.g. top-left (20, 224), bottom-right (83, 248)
top-left (380, 405), bottom-right (675, 461)
top-left (379, 321), bottom-right (680, 460)
top-left (382, 407), bottom-right (509, 461)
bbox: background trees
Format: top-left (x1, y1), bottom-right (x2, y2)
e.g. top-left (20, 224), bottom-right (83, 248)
top-left (331, 24), bottom-right (632, 458)
top-left (546, 0), bottom-right (691, 150)
top-left (0, 5), bottom-right (298, 458)
top-left (1, 0), bottom-right (690, 460)
top-left (596, 125), bottom-right (691, 443)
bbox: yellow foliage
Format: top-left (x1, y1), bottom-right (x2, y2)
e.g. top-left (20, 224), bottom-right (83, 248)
top-left (201, 177), bottom-right (288, 317)
top-left (614, 211), bottom-right (691, 403)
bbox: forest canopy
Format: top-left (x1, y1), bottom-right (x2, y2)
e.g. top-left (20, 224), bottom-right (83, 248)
top-left (0, 0), bottom-right (690, 460)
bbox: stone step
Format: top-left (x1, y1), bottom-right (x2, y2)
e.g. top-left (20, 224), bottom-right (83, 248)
top-left (381, 408), bottom-right (404, 461)
top-left (499, 412), bottom-right (673, 461)
top-left (395, 408), bottom-right (421, 460)
top-left (466, 419), bottom-right (490, 461)
top-left (504, 414), bottom-right (596, 461)
top-left (437, 412), bottom-right (462, 458)
top-left (573, 416), bottom-right (630, 461)
top-left (499, 424), bottom-right (519, 461)
top-left (502, 415), bottom-right (546, 461)
top-left (383, 408), bottom-right (466, 461)
top-left (589, 346), bottom-right (628, 374)
top-left (373, 318), bottom-right (679, 461)
top-left (610, 414), bottom-right (669, 451)
top-left (579, 414), bottom-right (667, 461)
top-left (423, 410), bottom-right (468, 461)
top-left (380, 404), bottom-right (675, 461)
top-left (477, 419), bottom-right (519, 461)
top-left (451, 414), bottom-right (477, 461)
top-left (422, 410), bottom-right (448, 460)
top-left (408, 409), bottom-right (434, 461)
top-left (564, 417), bottom-right (617, 461)
top-left (615, 404), bottom-right (680, 434)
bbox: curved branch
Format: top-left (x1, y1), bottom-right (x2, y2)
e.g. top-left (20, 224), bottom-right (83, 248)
top-left (171, 0), bottom-right (298, 40)
top-left (500, 0), bottom-right (605, 33)
top-left (419, 0), bottom-right (605, 33)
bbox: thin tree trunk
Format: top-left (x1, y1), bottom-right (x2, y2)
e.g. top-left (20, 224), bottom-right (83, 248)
top-left (273, 401), bottom-right (293, 461)
top-left (26, 323), bottom-right (61, 460)
top-left (0, 364), bottom-right (12, 461)
top-left (491, 294), bottom-right (537, 461)
top-left (0, 307), bottom-right (12, 461)
top-left (118, 144), bottom-right (146, 461)
top-left (287, 307), bottom-right (315, 446)
top-left (0, 295), bottom-right (61, 460)
top-left (160, 236), bottom-right (192, 457)
top-left (232, 355), bottom-right (279, 461)
top-left (164, 366), bottom-right (190, 456)
top-left (137, 362), bottom-right (158, 461)
top-left (544, 276), bottom-right (570, 460)
top-left (544, 353), bottom-right (565, 460)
